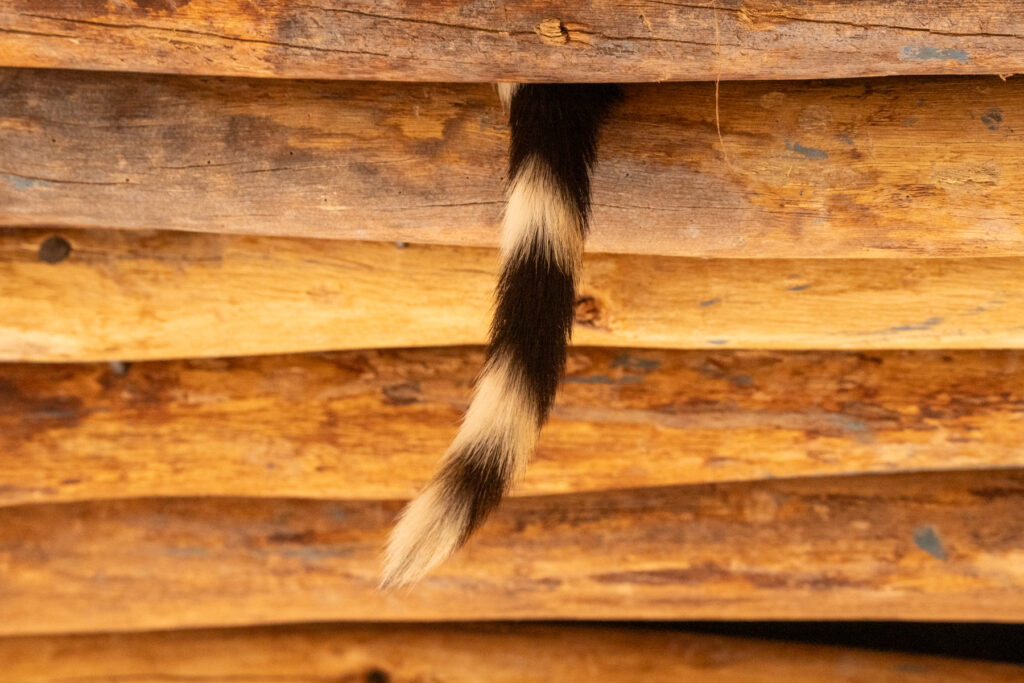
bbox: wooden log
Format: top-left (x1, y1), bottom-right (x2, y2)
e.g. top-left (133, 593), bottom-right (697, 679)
top-left (1, 470), bottom-right (1022, 633)
top-left (2, 2), bottom-right (1023, 82)
top-left (4, 348), bottom-right (1024, 507)
top-left (2, 624), bottom-right (1022, 682)
top-left (5, 68), bottom-right (1024, 259)
top-left (3, 229), bottom-right (1024, 361)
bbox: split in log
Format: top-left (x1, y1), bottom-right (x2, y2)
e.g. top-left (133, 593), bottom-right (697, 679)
top-left (4, 69), bottom-right (1024, 258)
top-left (3, 347), bottom-right (1024, 506)
top-left (2, 2), bottom-right (1023, 82)
top-left (1, 469), bottom-right (1023, 633)
top-left (3, 229), bottom-right (1024, 361)
top-left (1, 624), bottom-right (1021, 682)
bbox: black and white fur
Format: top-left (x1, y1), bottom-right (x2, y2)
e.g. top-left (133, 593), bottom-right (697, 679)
top-left (381, 83), bottom-right (622, 588)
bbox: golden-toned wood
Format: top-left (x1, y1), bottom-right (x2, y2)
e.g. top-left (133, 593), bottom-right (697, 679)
top-left (3, 347), bottom-right (1024, 507)
top-left (1, 624), bottom-right (1021, 682)
top-left (2, 229), bottom-right (1024, 361)
top-left (1, 470), bottom-right (1022, 633)
top-left (1, 2), bottom-right (1022, 82)
top-left (4, 69), bottom-right (1024, 258)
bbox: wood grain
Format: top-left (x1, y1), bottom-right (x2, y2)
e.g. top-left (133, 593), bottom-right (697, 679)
top-left (2, 624), bottom-right (1022, 682)
top-left (3, 229), bottom-right (1024, 361)
top-left (4, 348), bottom-right (1024, 507)
top-left (5, 69), bottom-right (1024, 259)
top-left (2, 2), bottom-right (1024, 82)
top-left (1, 469), bottom-right (1023, 633)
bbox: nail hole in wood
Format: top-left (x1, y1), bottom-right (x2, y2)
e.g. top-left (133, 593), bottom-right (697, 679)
top-left (39, 236), bottom-right (71, 264)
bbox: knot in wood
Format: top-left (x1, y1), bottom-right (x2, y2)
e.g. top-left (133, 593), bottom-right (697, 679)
top-left (364, 668), bottom-right (391, 683)
top-left (574, 295), bottom-right (606, 329)
top-left (39, 236), bottom-right (71, 264)
top-left (536, 18), bottom-right (569, 45)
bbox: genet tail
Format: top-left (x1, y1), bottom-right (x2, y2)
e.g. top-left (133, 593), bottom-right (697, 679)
top-left (381, 83), bottom-right (621, 588)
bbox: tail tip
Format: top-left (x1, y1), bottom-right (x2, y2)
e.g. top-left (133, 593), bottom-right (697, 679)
top-left (379, 485), bottom-right (465, 590)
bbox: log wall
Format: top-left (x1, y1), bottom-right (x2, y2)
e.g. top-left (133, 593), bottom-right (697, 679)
top-left (2, 625), bottom-right (1021, 682)
top-left (3, 1), bottom-right (1024, 82)
top-left (2, 347), bottom-right (1024, 506)
top-left (2, 470), bottom-right (1023, 634)
top-left (4, 70), bottom-right (1024, 259)
top-left (4, 229), bottom-right (1024, 361)
top-left (2, 1), bottom-right (1024, 673)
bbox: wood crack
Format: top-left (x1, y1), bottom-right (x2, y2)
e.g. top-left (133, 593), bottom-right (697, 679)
top-left (0, 26), bottom-right (73, 39)
top-left (297, 5), bottom-right (529, 38)
top-left (0, 170), bottom-right (122, 187)
top-left (374, 200), bottom-right (503, 210)
top-left (588, 30), bottom-right (735, 48)
top-left (648, 2), bottom-right (1024, 41)
top-left (766, 13), bottom-right (1024, 41)
top-left (16, 13), bottom-right (393, 56)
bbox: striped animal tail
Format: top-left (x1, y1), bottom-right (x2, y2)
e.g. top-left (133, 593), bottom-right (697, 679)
top-left (381, 83), bottom-right (621, 588)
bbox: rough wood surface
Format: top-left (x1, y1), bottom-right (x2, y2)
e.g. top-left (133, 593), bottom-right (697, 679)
top-left (1, 470), bottom-right (1022, 633)
top-left (5, 69), bottom-right (1024, 259)
top-left (3, 229), bottom-right (1024, 361)
top-left (4, 348), bottom-right (1024, 507)
top-left (2, 624), bottom-right (1021, 682)
top-left (2, 2), bottom-right (1024, 82)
